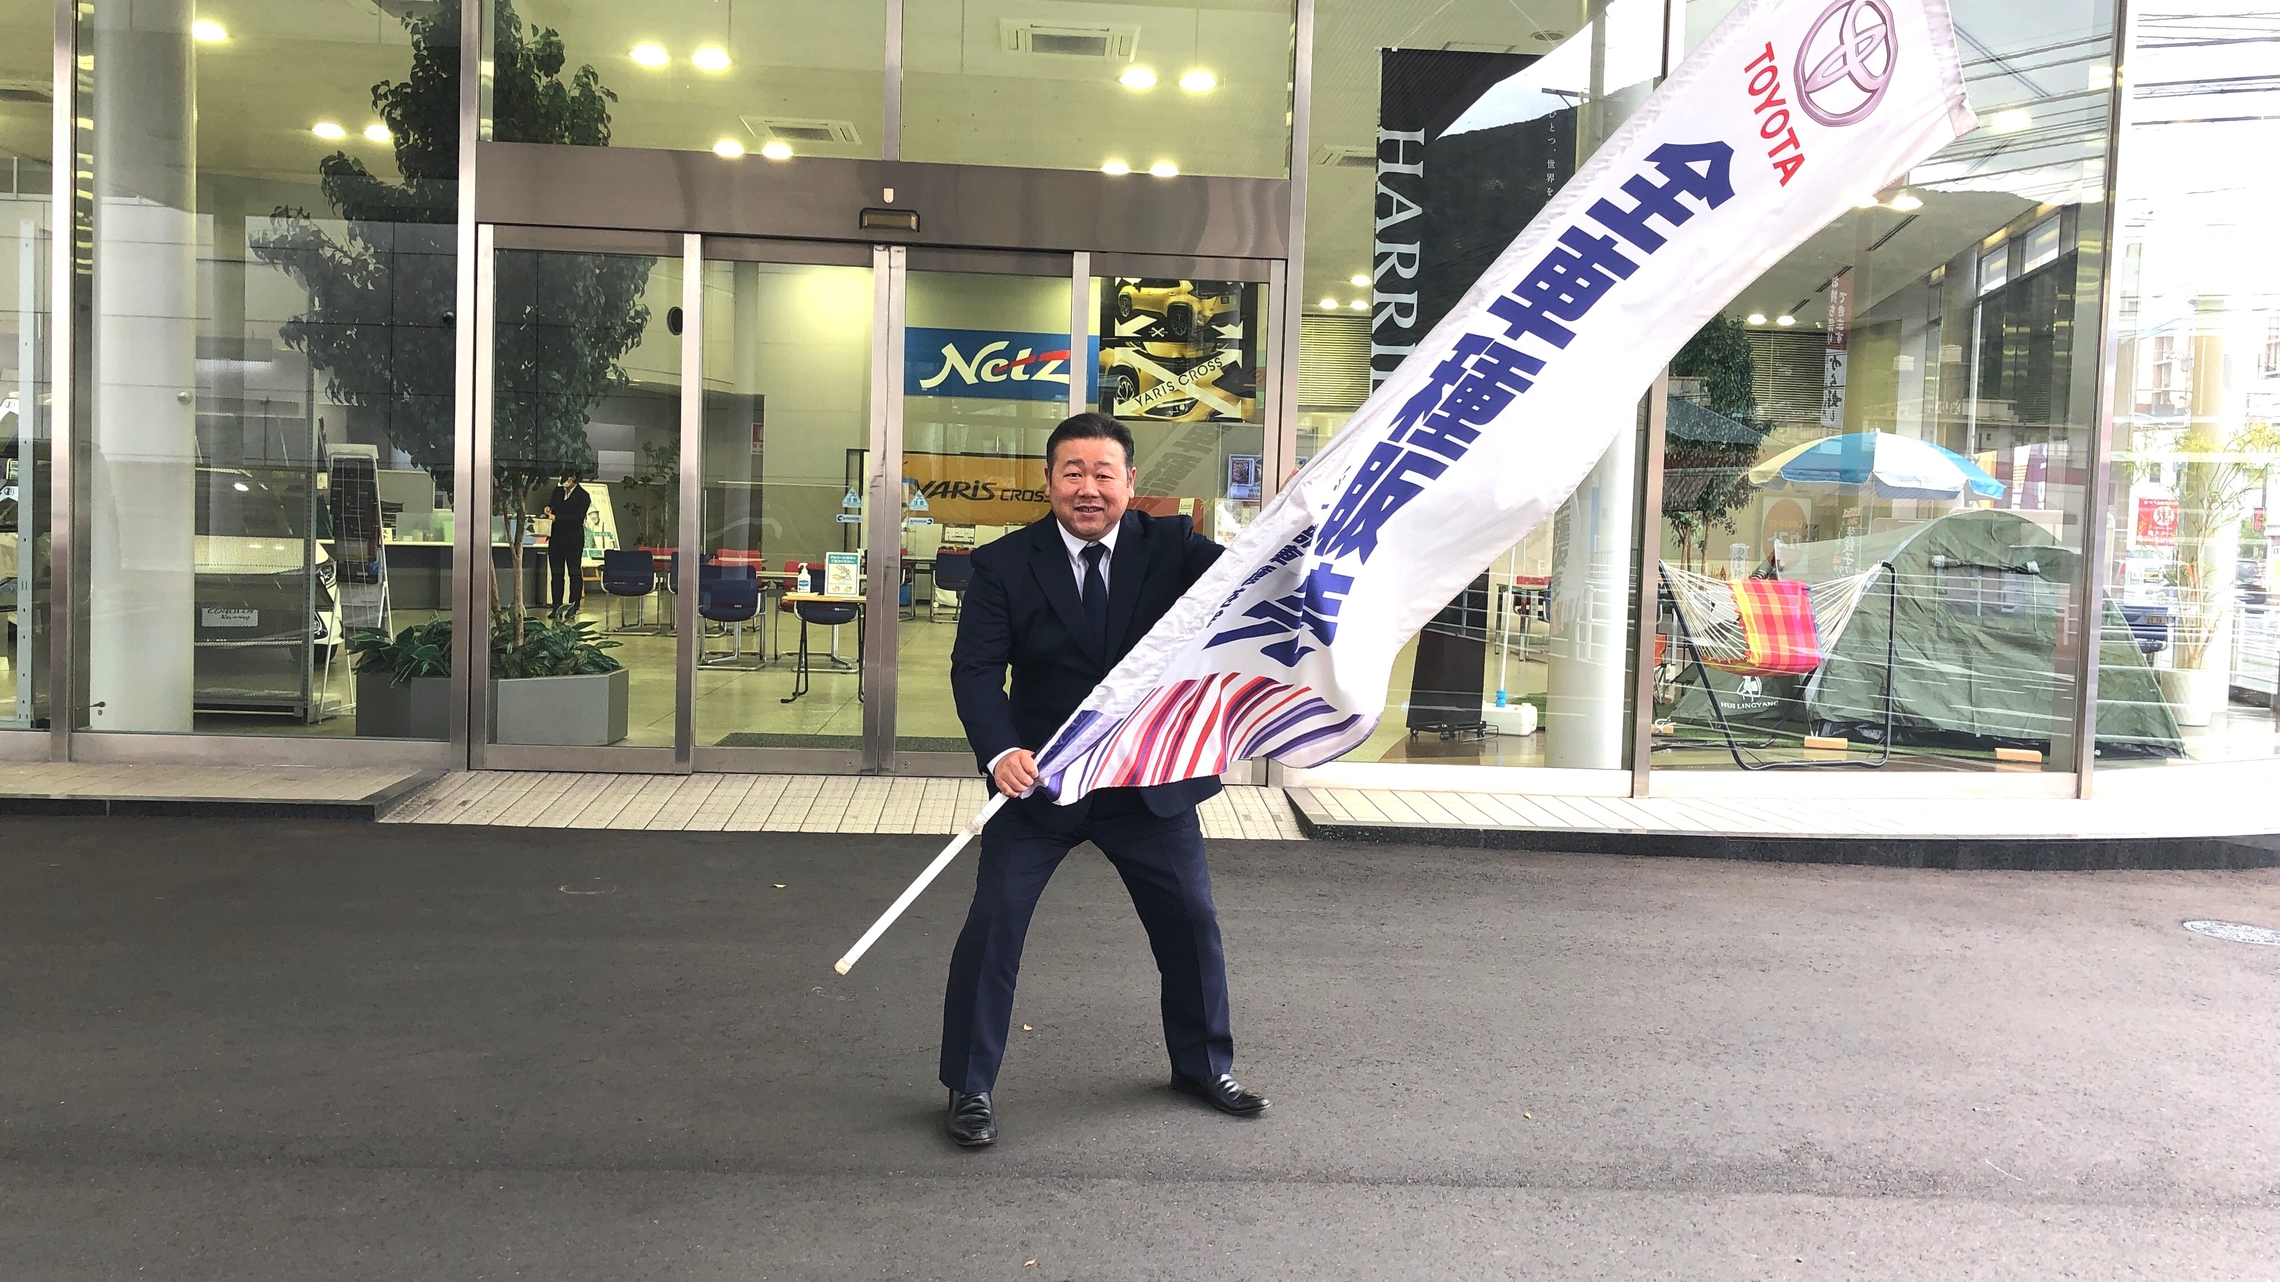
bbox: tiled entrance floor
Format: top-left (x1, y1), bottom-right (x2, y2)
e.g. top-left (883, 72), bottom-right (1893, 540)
top-left (0, 763), bottom-right (432, 815)
top-left (381, 771), bottom-right (1311, 840)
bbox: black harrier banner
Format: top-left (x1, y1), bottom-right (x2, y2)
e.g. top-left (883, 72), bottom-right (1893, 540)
top-left (1372, 50), bottom-right (1574, 391)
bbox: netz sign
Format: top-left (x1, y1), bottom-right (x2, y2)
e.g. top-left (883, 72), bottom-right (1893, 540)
top-left (905, 328), bottom-right (1102, 403)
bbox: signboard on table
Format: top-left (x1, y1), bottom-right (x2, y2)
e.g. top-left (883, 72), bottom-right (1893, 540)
top-left (824, 551), bottom-right (861, 598)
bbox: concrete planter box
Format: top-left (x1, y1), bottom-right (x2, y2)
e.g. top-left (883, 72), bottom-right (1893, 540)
top-left (355, 672), bottom-right (452, 740)
top-left (488, 668), bottom-right (629, 746)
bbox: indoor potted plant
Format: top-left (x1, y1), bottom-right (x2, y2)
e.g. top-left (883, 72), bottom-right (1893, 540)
top-left (347, 618), bottom-right (453, 739)
top-left (487, 610), bottom-right (628, 746)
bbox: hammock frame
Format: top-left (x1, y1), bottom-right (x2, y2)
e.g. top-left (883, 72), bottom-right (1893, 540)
top-left (1658, 561), bottom-right (1898, 770)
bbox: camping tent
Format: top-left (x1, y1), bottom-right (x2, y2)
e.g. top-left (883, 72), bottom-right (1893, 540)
top-left (1781, 509), bottom-right (2183, 758)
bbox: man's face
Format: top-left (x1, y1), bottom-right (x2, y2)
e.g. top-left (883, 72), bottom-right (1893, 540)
top-left (1048, 436), bottom-right (1134, 542)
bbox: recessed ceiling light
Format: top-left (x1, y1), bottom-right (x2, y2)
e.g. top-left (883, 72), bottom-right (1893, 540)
top-left (759, 140), bottom-right (793, 161)
top-left (713, 138), bottom-right (745, 158)
top-left (1147, 161), bottom-right (1178, 178)
top-left (1178, 69), bottom-right (1217, 93)
top-left (1348, 273), bottom-right (1370, 287)
top-left (311, 122), bottom-right (346, 140)
top-left (691, 47), bottom-right (730, 72)
top-left (1100, 160), bottom-right (1131, 175)
top-left (363, 123), bottom-right (391, 142)
top-left (1988, 107), bottom-right (2032, 134)
top-left (191, 19), bottom-right (227, 43)
top-left (1348, 299), bottom-right (1367, 311)
top-left (1853, 193), bottom-right (1881, 209)
top-left (1746, 312), bottom-right (1768, 325)
top-left (630, 43), bottom-right (669, 68)
top-left (1319, 297), bottom-right (1339, 310)
top-left (1119, 67), bottom-right (1156, 89)
top-left (1775, 314), bottom-right (1796, 326)
top-left (1888, 191), bottom-right (1924, 211)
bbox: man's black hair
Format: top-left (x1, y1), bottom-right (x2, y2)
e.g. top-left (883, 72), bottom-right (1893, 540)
top-left (1045, 411), bottom-right (1135, 469)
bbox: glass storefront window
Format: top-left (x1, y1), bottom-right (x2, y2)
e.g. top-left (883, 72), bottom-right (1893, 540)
top-left (491, 1), bottom-right (887, 161)
top-left (901, 0), bottom-right (1293, 178)
top-left (75, 0), bottom-right (461, 738)
top-left (1652, 0), bottom-right (2116, 772)
top-left (2, 0), bottom-right (52, 731)
top-left (1295, 1), bottom-right (1655, 771)
top-left (2092, 1), bottom-right (2280, 767)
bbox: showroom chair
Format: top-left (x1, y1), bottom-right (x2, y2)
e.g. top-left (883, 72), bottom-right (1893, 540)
top-left (698, 564), bottom-right (762, 667)
top-left (602, 549), bottom-right (662, 632)
top-left (931, 548), bottom-right (973, 623)
top-left (782, 598), bottom-right (862, 704)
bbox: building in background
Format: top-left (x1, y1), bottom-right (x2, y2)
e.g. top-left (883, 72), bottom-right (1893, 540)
top-left (1, 0), bottom-right (2272, 810)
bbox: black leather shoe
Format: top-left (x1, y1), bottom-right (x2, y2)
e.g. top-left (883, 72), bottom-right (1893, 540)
top-left (1171, 1071), bottom-right (1269, 1116)
top-left (946, 1090), bottom-right (996, 1147)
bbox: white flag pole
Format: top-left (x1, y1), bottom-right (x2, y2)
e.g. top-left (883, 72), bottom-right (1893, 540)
top-left (833, 793), bottom-right (1007, 975)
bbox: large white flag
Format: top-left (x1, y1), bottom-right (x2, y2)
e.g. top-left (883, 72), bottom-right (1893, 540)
top-left (1033, 0), bottom-right (1975, 802)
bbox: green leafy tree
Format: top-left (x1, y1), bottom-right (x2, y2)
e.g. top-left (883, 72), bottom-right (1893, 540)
top-left (254, 0), bottom-right (649, 652)
top-left (1665, 314), bottom-right (1766, 570)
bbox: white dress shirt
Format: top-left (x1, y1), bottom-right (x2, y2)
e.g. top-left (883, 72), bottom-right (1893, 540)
top-left (1058, 519), bottom-right (1118, 593)
top-left (989, 519), bottom-right (1120, 774)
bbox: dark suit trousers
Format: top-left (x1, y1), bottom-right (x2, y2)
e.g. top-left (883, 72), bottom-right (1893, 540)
top-left (939, 788), bottom-right (1234, 1093)
top-left (547, 546), bottom-right (582, 609)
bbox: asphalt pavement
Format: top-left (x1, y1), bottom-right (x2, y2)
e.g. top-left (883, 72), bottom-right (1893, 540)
top-left (2, 814), bottom-right (2277, 1280)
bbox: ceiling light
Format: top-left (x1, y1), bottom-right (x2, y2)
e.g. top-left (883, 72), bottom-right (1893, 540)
top-left (1100, 160), bottom-right (1130, 175)
top-left (232, 481), bottom-right (250, 492)
top-left (1119, 67), bottom-right (1156, 89)
top-left (691, 47), bottom-right (730, 72)
top-left (1853, 193), bottom-right (1881, 209)
top-left (759, 140), bottom-right (793, 160)
top-left (1775, 314), bottom-right (1796, 326)
top-left (1348, 273), bottom-right (1370, 287)
top-left (1887, 191), bottom-right (1924, 211)
top-left (1319, 297), bottom-right (1339, 310)
top-left (1349, 299), bottom-right (1368, 311)
top-left (1988, 107), bottom-right (2032, 134)
top-left (1746, 312), bottom-right (1768, 325)
top-left (629, 43), bottom-right (669, 68)
top-left (1147, 161), bottom-right (1178, 178)
top-left (713, 138), bottom-right (745, 158)
top-left (191, 19), bottom-right (227, 42)
top-left (1178, 69), bottom-right (1217, 92)
top-left (363, 124), bottom-right (391, 142)
top-left (311, 122), bottom-right (346, 140)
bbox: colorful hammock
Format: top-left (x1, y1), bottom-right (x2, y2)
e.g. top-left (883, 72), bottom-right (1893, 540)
top-left (1659, 563), bottom-right (1886, 677)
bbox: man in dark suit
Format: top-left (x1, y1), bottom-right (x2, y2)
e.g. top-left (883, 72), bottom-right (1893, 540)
top-left (940, 412), bottom-right (1270, 1147)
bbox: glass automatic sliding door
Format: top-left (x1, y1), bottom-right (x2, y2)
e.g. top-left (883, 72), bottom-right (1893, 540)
top-left (692, 242), bottom-right (877, 768)
top-left (476, 231), bottom-right (1276, 776)
top-left (891, 252), bottom-right (1078, 768)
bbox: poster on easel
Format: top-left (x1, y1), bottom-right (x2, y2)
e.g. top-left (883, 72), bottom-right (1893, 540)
top-left (1097, 279), bottom-right (1259, 423)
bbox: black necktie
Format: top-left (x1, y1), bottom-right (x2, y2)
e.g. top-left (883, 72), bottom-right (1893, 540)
top-left (1080, 542), bottom-right (1109, 650)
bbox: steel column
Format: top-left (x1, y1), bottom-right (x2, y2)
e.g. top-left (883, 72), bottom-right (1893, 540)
top-left (674, 233), bottom-right (703, 768)
top-left (1069, 250), bottom-right (1090, 417)
top-left (1629, 374), bottom-right (1669, 795)
top-left (46, 0), bottom-right (74, 759)
top-left (450, 0), bottom-right (483, 767)
top-left (861, 245), bottom-right (906, 771)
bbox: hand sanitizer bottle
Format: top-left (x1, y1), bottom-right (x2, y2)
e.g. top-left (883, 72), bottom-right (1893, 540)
top-left (796, 563), bottom-right (811, 594)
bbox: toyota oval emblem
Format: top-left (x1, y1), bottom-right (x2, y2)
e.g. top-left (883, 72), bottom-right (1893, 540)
top-left (1797, 0), bottom-right (1899, 127)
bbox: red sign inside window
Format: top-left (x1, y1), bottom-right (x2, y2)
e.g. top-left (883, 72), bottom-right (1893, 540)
top-left (2137, 498), bottom-right (2180, 546)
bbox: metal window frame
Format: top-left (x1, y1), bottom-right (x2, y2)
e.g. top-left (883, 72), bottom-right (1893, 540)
top-left (2071, 0), bottom-right (2135, 797)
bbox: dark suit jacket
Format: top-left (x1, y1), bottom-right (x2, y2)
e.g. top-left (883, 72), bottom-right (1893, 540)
top-left (950, 510), bottom-right (1225, 829)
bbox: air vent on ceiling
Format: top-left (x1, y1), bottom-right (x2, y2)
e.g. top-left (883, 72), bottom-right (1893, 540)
top-left (739, 116), bottom-right (863, 146)
top-left (0, 80), bottom-right (52, 105)
top-left (999, 19), bottom-right (1140, 60)
top-left (1314, 145), bottom-right (1376, 169)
